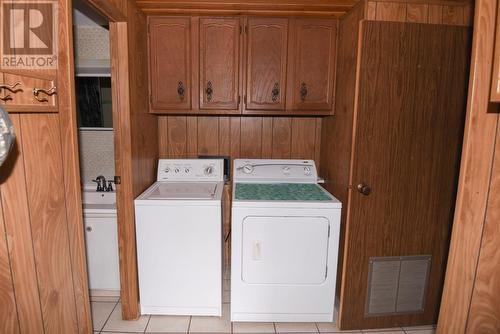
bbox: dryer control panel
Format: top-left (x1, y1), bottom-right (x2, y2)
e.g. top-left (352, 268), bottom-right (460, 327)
top-left (157, 159), bottom-right (224, 182)
top-left (233, 159), bottom-right (318, 183)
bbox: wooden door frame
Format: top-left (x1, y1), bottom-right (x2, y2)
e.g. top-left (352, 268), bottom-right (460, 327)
top-left (60, 0), bottom-right (93, 331)
top-left (80, 0), bottom-right (141, 320)
top-left (109, 21), bottom-right (141, 320)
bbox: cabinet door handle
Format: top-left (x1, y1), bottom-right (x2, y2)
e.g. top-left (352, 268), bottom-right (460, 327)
top-left (33, 85), bottom-right (56, 102)
top-left (177, 81), bottom-right (185, 101)
top-left (300, 82), bottom-right (307, 102)
top-left (272, 82), bottom-right (280, 102)
top-left (0, 82), bottom-right (22, 93)
top-left (205, 81), bottom-right (213, 102)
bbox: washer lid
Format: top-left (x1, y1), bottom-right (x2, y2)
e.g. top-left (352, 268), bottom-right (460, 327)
top-left (146, 182), bottom-right (218, 200)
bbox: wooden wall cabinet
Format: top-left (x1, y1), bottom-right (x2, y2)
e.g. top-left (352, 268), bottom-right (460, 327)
top-left (149, 17), bottom-right (192, 110)
top-left (149, 16), bottom-right (242, 114)
top-left (287, 18), bottom-right (337, 112)
top-left (245, 17), bottom-right (288, 111)
top-left (149, 16), bottom-right (337, 115)
top-left (199, 18), bottom-right (240, 110)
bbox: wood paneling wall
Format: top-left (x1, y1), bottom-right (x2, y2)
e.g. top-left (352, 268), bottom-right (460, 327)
top-left (437, 0), bottom-right (500, 332)
top-left (0, 116), bottom-right (45, 334)
top-left (158, 116), bottom-right (322, 163)
top-left (26, 115), bottom-right (81, 333)
top-left (0, 179), bottom-right (20, 334)
top-left (320, 0), bottom-right (365, 298)
top-left (365, 0), bottom-right (473, 26)
top-left (127, 2), bottom-right (158, 199)
top-left (465, 120), bottom-right (500, 333)
top-left (0, 115), bottom-right (83, 333)
top-left (0, 0), bottom-right (93, 332)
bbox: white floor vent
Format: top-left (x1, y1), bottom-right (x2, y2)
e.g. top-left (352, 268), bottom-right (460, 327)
top-left (365, 255), bottom-right (431, 316)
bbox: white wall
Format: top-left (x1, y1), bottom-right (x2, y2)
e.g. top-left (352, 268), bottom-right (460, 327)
top-left (78, 129), bottom-right (115, 184)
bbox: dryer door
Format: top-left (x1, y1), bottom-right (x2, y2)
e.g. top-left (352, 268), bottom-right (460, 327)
top-left (241, 216), bottom-right (329, 285)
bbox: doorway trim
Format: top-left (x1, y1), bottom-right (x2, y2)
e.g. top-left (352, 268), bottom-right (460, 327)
top-left (80, 0), bottom-right (141, 320)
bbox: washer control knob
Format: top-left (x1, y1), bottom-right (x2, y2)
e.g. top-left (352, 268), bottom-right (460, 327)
top-left (304, 166), bottom-right (312, 175)
top-left (204, 166), bottom-right (214, 176)
top-left (282, 166), bottom-right (290, 174)
top-left (184, 168), bottom-right (190, 173)
top-left (242, 164), bottom-right (254, 174)
top-left (164, 167), bottom-right (170, 173)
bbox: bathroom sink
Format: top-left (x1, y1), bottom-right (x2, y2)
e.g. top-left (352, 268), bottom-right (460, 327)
top-left (82, 190), bottom-right (116, 216)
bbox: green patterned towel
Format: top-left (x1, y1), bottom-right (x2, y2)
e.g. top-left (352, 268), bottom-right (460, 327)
top-left (234, 183), bottom-right (331, 201)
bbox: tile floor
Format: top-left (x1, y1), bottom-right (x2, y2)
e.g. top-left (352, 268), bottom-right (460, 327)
top-left (91, 269), bottom-right (436, 334)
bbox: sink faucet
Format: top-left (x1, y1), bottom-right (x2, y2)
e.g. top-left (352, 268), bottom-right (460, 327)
top-left (106, 180), bottom-right (114, 192)
top-left (92, 175), bottom-right (107, 192)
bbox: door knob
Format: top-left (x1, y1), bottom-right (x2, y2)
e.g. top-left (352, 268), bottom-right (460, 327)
top-left (357, 183), bottom-right (371, 196)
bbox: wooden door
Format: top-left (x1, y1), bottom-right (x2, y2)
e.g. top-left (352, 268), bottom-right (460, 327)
top-left (149, 17), bottom-right (191, 110)
top-left (245, 18), bottom-right (288, 112)
top-left (199, 17), bottom-right (240, 110)
top-left (287, 18), bottom-right (336, 112)
top-left (339, 22), bottom-right (470, 329)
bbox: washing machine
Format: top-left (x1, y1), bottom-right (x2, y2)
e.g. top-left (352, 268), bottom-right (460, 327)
top-left (135, 159), bottom-right (224, 316)
top-left (231, 159), bottom-right (342, 322)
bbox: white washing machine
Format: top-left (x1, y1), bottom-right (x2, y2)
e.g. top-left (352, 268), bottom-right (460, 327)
top-left (231, 159), bottom-right (342, 322)
top-left (135, 159), bottom-right (224, 316)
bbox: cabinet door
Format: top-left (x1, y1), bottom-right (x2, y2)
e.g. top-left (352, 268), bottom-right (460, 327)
top-left (199, 18), bottom-right (240, 110)
top-left (84, 218), bottom-right (121, 291)
top-left (287, 19), bottom-right (336, 111)
top-left (245, 18), bottom-right (288, 111)
top-left (2, 73), bottom-right (57, 112)
top-left (149, 17), bottom-right (191, 110)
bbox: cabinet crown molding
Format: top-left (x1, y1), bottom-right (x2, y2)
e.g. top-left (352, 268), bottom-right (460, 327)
top-left (136, 0), bottom-right (357, 17)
